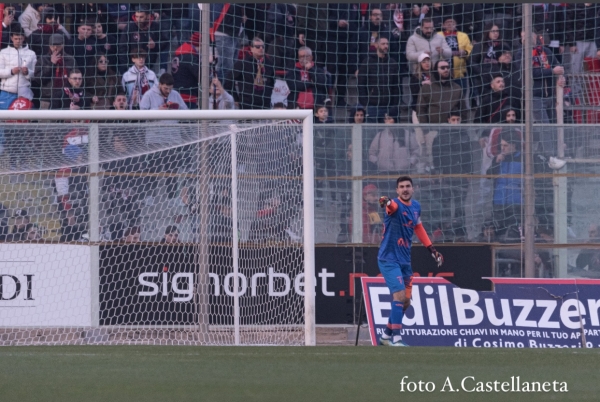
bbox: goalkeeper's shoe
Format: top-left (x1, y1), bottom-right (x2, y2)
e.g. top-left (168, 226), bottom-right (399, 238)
top-left (379, 337), bottom-right (391, 346)
top-left (389, 340), bottom-right (410, 347)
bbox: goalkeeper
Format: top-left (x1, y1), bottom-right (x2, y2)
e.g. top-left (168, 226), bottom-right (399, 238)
top-left (377, 176), bottom-right (443, 347)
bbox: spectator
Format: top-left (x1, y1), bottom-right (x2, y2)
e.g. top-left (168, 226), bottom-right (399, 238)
top-left (409, 53), bottom-right (431, 116)
top-left (210, 3), bottom-right (245, 81)
top-left (112, 91), bottom-right (127, 111)
top-left (295, 4), bottom-right (329, 70)
top-left (172, 32), bottom-right (200, 109)
top-left (328, 4), bottom-right (361, 107)
top-left (18, 3), bottom-right (47, 37)
top-left (24, 223), bottom-right (41, 241)
top-left (60, 208), bottom-right (87, 242)
top-left (263, 3), bottom-right (297, 71)
top-left (354, 184), bottom-right (383, 244)
top-left (1, 5), bottom-right (23, 49)
top-left (348, 104), bottom-right (365, 124)
top-left (224, 37), bottom-right (275, 110)
top-left (106, 3), bottom-right (131, 34)
top-left (85, 54), bottom-right (118, 110)
top-left (562, 4), bottom-right (600, 75)
top-left (139, 72), bottom-right (187, 112)
top-left (33, 33), bottom-right (76, 110)
top-left (368, 114), bottom-right (419, 190)
top-left (487, 129), bottom-right (523, 237)
top-left (140, 73), bottom-right (188, 202)
top-left (93, 19), bottom-right (118, 69)
top-left (208, 77), bottom-right (235, 110)
top-left (52, 68), bottom-right (89, 110)
top-left (28, 7), bottom-right (71, 58)
top-left (357, 7), bottom-right (396, 61)
top-left (118, 5), bottom-right (168, 74)
top-left (477, 221), bottom-right (498, 243)
top-left (7, 209), bottom-right (29, 241)
top-left (70, 19), bottom-right (96, 75)
top-left (123, 226), bottom-right (141, 243)
top-left (439, 17), bottom-right (472, 92)
top-left (475, 74), bottom-right (521, 124)
top-left (483, 49), bottom-right (522, 102)
top-left (575, 224), bottom-right (600, 273)
top-left (417, 59), bottom-right (467, 123)
top-left (161, 225), bottom-right (180, 244)
top-left (313, 103), bottom-right (333, 124)
top-left (514, 30), bottom-right (565, 123)
top-left (431, 110), bottom-right (473, 225)
top-left (406, 18), bottom-right (451, 75)
top-left (357, 36), bottom-right (400, 123)
top-left (0, 23), bottom-right (37, 108)
top-left (285, 46), bottom-right (328, 110)
top-left (122, 48), bottom-right (157, 110)
top-left (534, 251), bottom-right (553, 278)
top-left (470, 23), bottom-right (511, 104)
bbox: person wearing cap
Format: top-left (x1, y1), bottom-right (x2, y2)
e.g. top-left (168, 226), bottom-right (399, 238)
top-left (409, 52), bottom-right (432, 114)
top-left (0, 23), bottom-right (37, 108)
top-left (28, 6), bottom-right (71, 57)
top-left (70, 19), bottom-right (96, 75)
top-left (172, 32), bottom-right (200, 109)
top-left (32, 33), bottom-right (76, 109)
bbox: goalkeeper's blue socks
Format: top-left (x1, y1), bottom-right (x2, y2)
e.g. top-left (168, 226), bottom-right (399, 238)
top-left (390, 301), bottom-right (404, 343)
top-left (381, 301), bottom-right (404, 342)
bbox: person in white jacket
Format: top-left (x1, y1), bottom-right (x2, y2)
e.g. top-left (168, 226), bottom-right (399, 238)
top-left (405, 18), bottom-right (452, 75)
top-left (0, 23), bottom-right (37, 108)
top-left (18, 3), bottom-right (44, 37)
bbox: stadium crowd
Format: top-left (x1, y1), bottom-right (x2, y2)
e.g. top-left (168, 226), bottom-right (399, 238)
top-left (0, 3), bottom-right (598, 272)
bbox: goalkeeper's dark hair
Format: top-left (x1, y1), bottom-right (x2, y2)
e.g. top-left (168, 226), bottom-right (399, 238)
top-left (396, 176), bottom-right (413, 187)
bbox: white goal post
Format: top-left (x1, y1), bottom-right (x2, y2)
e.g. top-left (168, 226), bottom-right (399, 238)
top-left (0, 109), bottom-right (315, 346)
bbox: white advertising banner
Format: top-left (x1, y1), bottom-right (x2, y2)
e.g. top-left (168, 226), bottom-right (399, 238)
top-left (0, 244), bottom-right (91, 326)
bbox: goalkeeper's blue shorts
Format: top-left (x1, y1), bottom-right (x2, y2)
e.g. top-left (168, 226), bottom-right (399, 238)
top-left (378, 260), bottom-right (413, 295)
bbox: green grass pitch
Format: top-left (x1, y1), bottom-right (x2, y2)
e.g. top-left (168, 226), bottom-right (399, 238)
top-left (0, 346), bottom-right (598, 401)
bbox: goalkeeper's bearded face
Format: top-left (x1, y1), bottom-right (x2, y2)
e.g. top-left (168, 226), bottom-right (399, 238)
top-left (396, 180), bottom-right (414, 202)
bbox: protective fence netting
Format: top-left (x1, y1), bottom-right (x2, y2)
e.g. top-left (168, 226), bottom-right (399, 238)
top-left (0, 120), bottom-right (308, 345)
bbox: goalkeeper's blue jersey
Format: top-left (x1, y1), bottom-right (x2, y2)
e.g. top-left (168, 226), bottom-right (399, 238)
top-left (377, 198), bottom-right (422, 264)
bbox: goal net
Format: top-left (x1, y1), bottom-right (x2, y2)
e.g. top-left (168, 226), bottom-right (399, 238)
top-left (0, 110), bottom-right (315, 346)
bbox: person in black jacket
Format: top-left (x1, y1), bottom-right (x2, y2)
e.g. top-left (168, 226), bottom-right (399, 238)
top-left (475, 74), bottom-right (521, 124)
top-left (514, 31), bottom-right (565, 123)
top-left (117, 5), bottom-right (169, 74)
top-left (70, 18), bottom-right (96, 75)
top-left (223, 37), bottom-right (275, 110)
top-left (285, 46), bottom-right (328, 109)
top-left (357, 36), bottom-right (400, 123)
top-left (172, 32), bottom-right (200, 109)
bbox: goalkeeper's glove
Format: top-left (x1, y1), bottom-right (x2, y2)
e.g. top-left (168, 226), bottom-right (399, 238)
top-left (427, 245), bottom-right (444, 267)
top-left (379, 196), bottom-right (390, 208)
